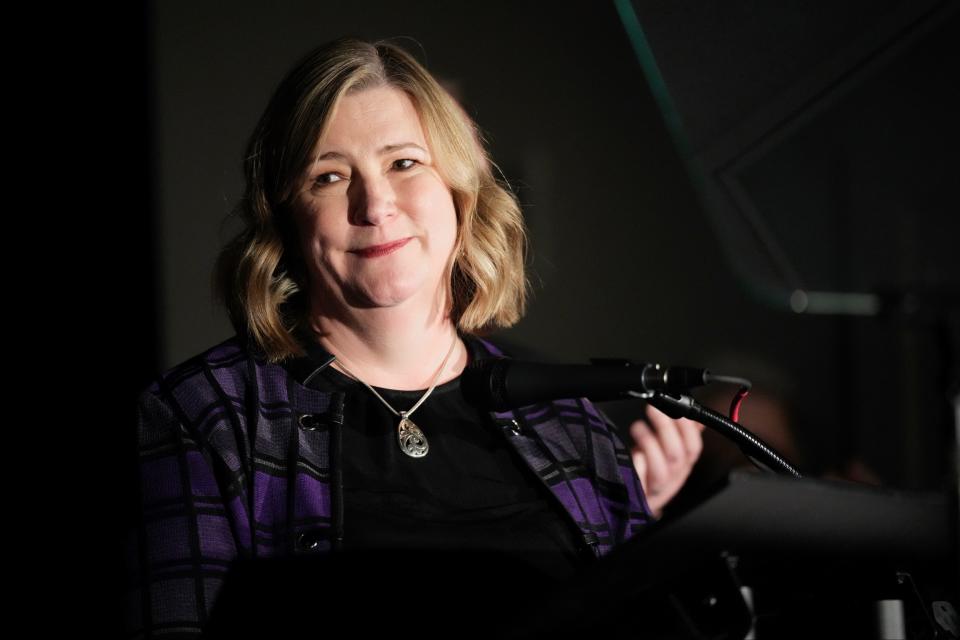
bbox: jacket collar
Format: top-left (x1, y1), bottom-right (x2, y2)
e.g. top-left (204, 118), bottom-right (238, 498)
top-left (279, 324), bottom-right (337, 388)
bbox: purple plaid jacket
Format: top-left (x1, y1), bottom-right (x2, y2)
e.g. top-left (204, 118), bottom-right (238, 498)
top-left (124, 333), bottom-right (652, 637)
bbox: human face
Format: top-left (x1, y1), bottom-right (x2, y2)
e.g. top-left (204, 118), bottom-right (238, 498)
top-left (290, 86), bottom-right (458, 315)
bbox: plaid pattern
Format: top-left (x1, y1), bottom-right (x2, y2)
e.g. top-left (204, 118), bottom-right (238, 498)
top-left (124, 335), bottom-right (652, 637)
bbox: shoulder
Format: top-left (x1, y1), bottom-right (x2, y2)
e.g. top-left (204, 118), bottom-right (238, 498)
top-left (138, 334), bottom-right (279, 419)
top-left (463, 333), bottom-right (507, 359)
top-left (464, 333), bottom-right (560, 361)
top-left (141, 335), bottom-right (244, 392)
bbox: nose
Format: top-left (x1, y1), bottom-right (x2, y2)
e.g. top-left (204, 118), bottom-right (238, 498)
top-left (351, 172), bottom-right (398, 226)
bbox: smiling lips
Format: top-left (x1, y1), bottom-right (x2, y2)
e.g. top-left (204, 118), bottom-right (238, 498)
top-left (349, 237), bottom-right (412, 258)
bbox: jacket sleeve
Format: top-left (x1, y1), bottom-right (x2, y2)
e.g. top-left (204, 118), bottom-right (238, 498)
top-left (123, 386), bottom-right (241, 637)
top-left (592, 403), bottom-right (655, 534)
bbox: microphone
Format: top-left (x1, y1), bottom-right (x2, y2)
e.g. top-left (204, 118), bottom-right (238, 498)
top-left (461, 358), bottom-right (709, 411)
top-left (462, 357), bottom-right (799, 477)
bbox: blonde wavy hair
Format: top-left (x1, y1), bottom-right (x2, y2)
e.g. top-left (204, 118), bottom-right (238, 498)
top-left (214, 38), bottom-right (529, 363)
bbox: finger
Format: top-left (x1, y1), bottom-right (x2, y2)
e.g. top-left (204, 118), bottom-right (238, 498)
top-left (629, 417), bottom-right (649, 442)
top-left (676, 418), bottom-right (704, 462)
top-left (630, 446), bottom-right (647, 485)
top-left (630, 419), bottom-right (669, 491)
top-left (632, 447), bottom-right (665, 518)
top-left (644, 406), bottom-right (686, 465)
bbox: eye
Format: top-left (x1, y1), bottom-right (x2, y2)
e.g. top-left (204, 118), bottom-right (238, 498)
top-left (392, 158), bottom-right (419, 171)
top-left (314, 172), bottom-right (345, 186)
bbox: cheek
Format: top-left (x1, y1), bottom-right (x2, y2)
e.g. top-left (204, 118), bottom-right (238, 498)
top-left (437, 196), bottom-right (459, 253)
top-left (411, 182), bottom-right (458, 245)
top-left (290, 207), bottom-right (347, 279)
top-left (295, 204), bottom-right (343, 250)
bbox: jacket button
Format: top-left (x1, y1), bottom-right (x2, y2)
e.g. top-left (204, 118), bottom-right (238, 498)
top-left (580, 532), bottom-right (600, 558)
top-left (296, 530), bottom-right (324, 551)
top-left (298, 414), bottom-right (321, 431)
top-left (498, 419), bottom-right (522, 436)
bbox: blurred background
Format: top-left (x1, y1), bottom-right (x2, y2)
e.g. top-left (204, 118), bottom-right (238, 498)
top-left (125, 0), bottom-right (958, 498)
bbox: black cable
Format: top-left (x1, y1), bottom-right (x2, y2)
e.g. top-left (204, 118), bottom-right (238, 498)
top-left (647, 391), bottom-right (802, 478)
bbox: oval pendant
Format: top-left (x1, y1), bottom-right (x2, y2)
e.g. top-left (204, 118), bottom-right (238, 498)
top-left (398, 415), bottom-right (429, 458)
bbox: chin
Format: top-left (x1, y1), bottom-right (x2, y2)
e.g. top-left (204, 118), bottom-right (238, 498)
top-left (345, 276), bottom-right (429, 309)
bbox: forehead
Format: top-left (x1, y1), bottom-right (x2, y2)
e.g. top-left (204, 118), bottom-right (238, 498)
top-left (314, 86), bottom-right (427, 155)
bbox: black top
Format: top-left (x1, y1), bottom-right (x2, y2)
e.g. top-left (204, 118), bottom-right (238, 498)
top-left (310, 336), bottom-right (587, 582)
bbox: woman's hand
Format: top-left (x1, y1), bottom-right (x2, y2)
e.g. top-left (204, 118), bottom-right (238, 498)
top-left (630, 405), bottom-right (704, 518)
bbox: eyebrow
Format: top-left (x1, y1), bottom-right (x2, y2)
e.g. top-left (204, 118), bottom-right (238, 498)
top-left (313, 142), bottom-right (428, 163)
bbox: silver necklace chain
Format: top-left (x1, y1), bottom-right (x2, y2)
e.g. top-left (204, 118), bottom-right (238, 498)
top-left (331, 333), bottom-right (460, 458)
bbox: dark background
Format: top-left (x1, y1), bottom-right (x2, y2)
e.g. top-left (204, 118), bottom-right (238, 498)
top-left (134, 0), bottom-right (958, 488)
top-left (62, 1), bottom-right (956, 633)
top-left (35, 0), bottom-right (960, 628)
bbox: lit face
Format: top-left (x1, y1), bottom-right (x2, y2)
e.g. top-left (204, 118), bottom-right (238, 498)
top-left (289, 86), bottom-right (459, 315)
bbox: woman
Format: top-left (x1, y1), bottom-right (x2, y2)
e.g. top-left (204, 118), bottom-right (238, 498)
top-left (124, 38), bottom-right (702, 637)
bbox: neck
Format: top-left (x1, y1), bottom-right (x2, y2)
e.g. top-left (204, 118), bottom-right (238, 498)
top-left (308, 298), bottom-right (468, 391)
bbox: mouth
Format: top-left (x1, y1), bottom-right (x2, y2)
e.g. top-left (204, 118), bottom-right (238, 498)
top-left (349, 237), bottom-right (412, 258)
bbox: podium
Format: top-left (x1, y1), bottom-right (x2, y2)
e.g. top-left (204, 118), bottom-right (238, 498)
top-left (506, 471), bottom-right (957, 639)
top-left (207, 472), bottom-right (956, 639)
